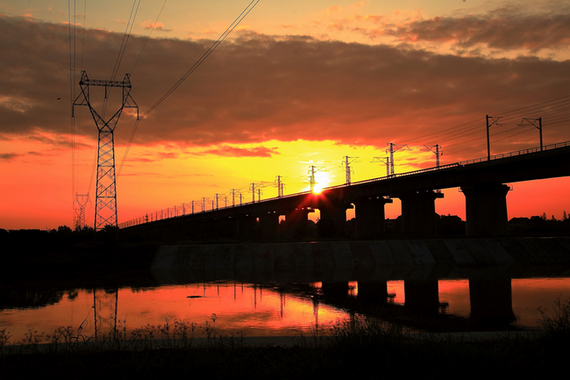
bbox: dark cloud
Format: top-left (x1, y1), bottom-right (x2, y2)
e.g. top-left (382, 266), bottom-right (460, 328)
top-left (0, 153), bottom-right (22, 160)
top-left (1, 14), bottom-right (569, 163)
top-left (387, 11), bottom-right (570, 52)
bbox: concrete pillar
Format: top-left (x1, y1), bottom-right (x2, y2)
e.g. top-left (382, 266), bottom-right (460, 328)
top-left (397, 190), bottom-right (444, 237)
top-left (218, 217), bottom-right (239, 240)
top-left (236, 214), bottom-right (256, 240)
top-left (284, 208), bottom-right (312, 239)
top-left (318, 202), bottom-right (352, 238)
top-left (461, 183), bottom-right (509, 237)
top-left (353, 196), bottom-right (393, 238)
top-left (258, 212), bottom-right (279, 240)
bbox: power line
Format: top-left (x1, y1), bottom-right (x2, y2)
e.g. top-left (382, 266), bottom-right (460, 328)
top-left (142, 0), bottom-right (260, 118)
top-left (118, 0), bottom-right (261, 176)
top-left (68, 0), bottom-right (77, 224)
top-left (130, 0), bottom-right (169, 75)
top-left (110, 0), bottom-right (141, 81)
top-left (102, 0), bottom-right (141, 118)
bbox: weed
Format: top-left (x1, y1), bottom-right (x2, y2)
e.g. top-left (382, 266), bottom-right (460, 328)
top-left (0, 328), bottom-right (11, 351)
top-left (298, 323), bottom-right (328, 348)
top-left (538, 296), bottom-right (570, 341)
top-left (329, 315), bottom-right (404, 347)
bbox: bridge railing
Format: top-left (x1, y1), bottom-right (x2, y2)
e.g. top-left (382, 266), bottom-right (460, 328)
top-left (119, 140), bottom-right (570, 229)
top-left (457, 140), bottom-right (570, 166)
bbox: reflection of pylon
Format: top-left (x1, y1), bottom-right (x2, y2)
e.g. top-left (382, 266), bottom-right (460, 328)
top-left (92, 289), bottom-right (118, 340)
top-left (73, 193), bottom-right (91, 230)
top-left (73, 71), bottom-right (138, 231)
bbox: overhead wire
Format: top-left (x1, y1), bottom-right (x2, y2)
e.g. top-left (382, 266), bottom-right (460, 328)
top-left (111, 0), bottom-right (141, 81)
top-left (118, 0), bottom-right (261, 176)
top-left (79, 0), bottom-right (87, 70)
top-left (143, 0), bottom-right (260, 118)
top-left (130, 0), bottom-right (168, 75)
top-left (102, 0), bottom-right (141, 118)
top-left (68, 0), bottom-right (77, 224)
top-left (414, 95), bottom-right (570, 160)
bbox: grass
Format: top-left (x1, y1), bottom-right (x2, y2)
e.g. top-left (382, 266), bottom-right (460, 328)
top-left (1, 302), bottom-right (570, 378)
top-left (539, 296), bottom-right (570, 338)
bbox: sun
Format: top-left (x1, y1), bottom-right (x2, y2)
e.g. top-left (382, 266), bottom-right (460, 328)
top-left (312, 184), bottom-right (324, 194)
top-left (311, 171), bottom-right (331, 194)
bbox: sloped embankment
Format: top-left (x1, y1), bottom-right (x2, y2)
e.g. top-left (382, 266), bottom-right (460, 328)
top-left (151, 237), bottom-right (570, 283)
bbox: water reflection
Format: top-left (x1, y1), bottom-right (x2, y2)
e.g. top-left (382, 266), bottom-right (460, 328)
top-left (1, 277), bottom-right (570, 343)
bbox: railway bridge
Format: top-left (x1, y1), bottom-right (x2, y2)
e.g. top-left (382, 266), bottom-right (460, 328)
top-left (122, 142), bottom-right (570, 241)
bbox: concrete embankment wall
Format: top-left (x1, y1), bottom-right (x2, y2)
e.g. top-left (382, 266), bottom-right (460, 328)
top-left (151, 238), bottom-right (570, 284)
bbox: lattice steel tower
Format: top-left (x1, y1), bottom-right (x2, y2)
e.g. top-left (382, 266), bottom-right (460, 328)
top-left (73, 193), bottom-right (91, 230)
top-left (73, 71), bottom-right (139, 231)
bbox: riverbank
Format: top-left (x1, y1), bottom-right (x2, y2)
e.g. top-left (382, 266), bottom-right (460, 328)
top-left (5, 234), bottom-right (569, 289)
top-left (1, 315), bottom-right (568, 379)
top-left (152, 237), bottom-right (570, 284)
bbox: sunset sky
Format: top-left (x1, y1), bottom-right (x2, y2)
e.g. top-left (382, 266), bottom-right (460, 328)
top-left (1, 0), bottom-right (570, 230)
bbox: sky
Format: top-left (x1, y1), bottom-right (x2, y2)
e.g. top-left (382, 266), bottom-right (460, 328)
top-left (1, 0), bottom-right (570, 230)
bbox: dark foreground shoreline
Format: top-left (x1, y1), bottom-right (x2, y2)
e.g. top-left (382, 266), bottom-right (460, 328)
top-left (1, 328), bottom-right (569, 379)
top-left (3, 233), bottom-right (570, 378)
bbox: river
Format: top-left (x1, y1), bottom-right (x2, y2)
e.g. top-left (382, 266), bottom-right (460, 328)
top-left (2, 276), bottom-right (570, 344)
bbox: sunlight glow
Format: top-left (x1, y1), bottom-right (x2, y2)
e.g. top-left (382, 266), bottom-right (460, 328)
top-left (311, 171), bottom-right (331, 194)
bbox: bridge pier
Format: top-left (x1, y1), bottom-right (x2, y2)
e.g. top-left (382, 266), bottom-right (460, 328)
top-left (318, 202), bottom-right (352, 238)
top-left (397, 190), bottom-right (444, 237)
top-left (353, 196), bottom-right (393, 238)
top-left (258, 212), bottom-right (280, 240)
top-left (284, 208), bottom-right (313, 239)
top-left (461, 183), bottom-right (510, 237)
top-left (235, 214), bottom-right (257, 240)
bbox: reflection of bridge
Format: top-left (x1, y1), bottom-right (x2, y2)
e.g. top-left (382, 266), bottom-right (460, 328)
top-left (123, 142), bottom-right (570, 240)
top-left (274, 278), bottom-right (518, 332)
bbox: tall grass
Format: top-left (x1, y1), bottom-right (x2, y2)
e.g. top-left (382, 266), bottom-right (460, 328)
top-left (0, 315), bottom-right (245, 355)
top-left (539, 296), bottom-right (570, 341)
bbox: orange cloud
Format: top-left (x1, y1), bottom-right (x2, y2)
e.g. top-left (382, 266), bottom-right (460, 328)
top-left (196, 145), bottom-right (280, 158)
top-left (141, 20), bottom-right (171, 32)
top-left (326, 6), bottom-right (342, 15)
top-left (2, 10), bottom-right (570, 229)
top-left (2, 14), bottom-right (569, 163)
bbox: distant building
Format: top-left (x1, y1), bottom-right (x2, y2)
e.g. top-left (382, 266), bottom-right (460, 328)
top-left (508, 217), bottom-right (531, 235)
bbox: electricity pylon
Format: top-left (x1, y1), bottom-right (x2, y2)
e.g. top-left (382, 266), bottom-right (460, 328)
top-left (73, 193), bottom-right (91, 230)
top-left (73, 71), bottom-right (139, 231)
